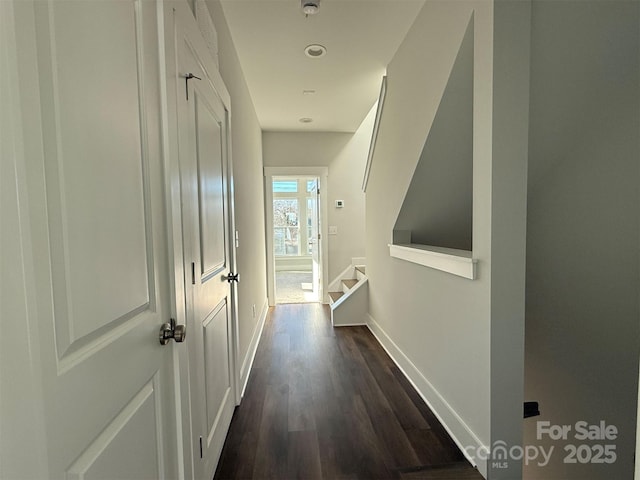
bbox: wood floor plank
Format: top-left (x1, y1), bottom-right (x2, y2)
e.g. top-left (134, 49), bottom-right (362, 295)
top-left (404, 428), bottom-right (465, 466)
top-left (213, 304), bottom-right (482, 480)
top-left (252, 385), bottom-right (289, 479)
top-left (341, 393), bottom-right (398, 479)
top-left (288, 349), bottom-right (316, 432)
top-left (352, 329), bottom-right (430, 430)
top-left (337, 332), bottom-right (422, 470)
top-left (399, 463), bottom-right (484, 479)
top-left (266, 332), bottom-right (289, 388)
top-left (287, 430), bottom-right (323, 480)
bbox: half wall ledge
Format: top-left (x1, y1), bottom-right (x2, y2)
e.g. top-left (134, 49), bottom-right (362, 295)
top-left (388, 243), bottom-right (477, 280)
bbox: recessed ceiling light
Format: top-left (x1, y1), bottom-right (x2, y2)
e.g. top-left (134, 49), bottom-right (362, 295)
top-left (299, 117), bottom-right (313, 123)
top-left (304, 44), bottom-right (327, 58)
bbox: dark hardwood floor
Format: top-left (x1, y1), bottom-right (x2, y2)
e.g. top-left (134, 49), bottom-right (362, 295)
top-left (214, 303), bottom-right (483, 480)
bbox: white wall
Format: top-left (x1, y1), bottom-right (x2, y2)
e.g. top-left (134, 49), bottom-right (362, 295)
top-left (262, 106), bottom-right (375, 281)
top-left (365, 2), bottom-right (530, 478)
top-left (524, 2), bottom-right (640, 479)
top-left (366, 0), bottom-right (493, 472)
top-left (205, 0), bottom-right (269, 387)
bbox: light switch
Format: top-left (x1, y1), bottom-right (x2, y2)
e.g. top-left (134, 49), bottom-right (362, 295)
top-left (335, 200), bottom-right (344, 208)
top-left (329, 226), bottom-right (338, 235)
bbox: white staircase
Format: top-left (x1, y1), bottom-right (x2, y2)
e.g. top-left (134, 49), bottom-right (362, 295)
top-left (328, 265), bottom-right (368, 327)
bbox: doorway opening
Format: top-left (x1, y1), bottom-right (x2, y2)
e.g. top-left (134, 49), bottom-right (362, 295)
top-left (272, 176), bottom-right (321, 304)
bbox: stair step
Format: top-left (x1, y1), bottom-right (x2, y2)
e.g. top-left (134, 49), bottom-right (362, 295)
top-left (328, 291), bottom-right (344, 303)
top-left (342, 279), bottom-right (358, 289)
top-left (355, 266), bottom-right (366, 275)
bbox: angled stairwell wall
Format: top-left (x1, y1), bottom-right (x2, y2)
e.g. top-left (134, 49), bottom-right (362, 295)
top-left (393, 17), bottom-right (473, 252)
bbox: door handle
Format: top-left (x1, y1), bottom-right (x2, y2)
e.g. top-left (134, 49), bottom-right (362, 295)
top-left (159, 318), bottom-right (186, 345)
top-left (222, 272), bottom-right (239, 283)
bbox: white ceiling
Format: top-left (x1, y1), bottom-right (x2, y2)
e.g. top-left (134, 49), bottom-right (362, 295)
top-left (220, 0), bottom-right (424, 132)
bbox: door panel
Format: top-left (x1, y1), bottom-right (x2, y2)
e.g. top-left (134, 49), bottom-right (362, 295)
top-left (21, 1), bottom-right (177, 477)
top-left (203, 300), bottom-right (231, 435)
top-left (66, 379), bottom-right (162, 480)
top-left (36, 0), bottom-right (153, 364)
top-left (195, 91), bottom-right (226, 277)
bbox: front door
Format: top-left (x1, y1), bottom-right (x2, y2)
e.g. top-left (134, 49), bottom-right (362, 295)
top-left (15, 1), bottom-right (178, 477)
top-left (174, 11), bottom-right (237, 479)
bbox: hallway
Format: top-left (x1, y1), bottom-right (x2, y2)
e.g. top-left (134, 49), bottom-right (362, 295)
top-left (214, 304), bottom-right (482, 480)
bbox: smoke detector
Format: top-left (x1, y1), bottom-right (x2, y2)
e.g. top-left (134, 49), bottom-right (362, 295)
top-left (301, 0), bottom-right (319, 16)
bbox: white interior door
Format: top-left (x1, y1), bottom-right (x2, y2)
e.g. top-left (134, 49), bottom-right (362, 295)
top-left (174, 10), bottom-right (237, 479)
top-left (12, 1), bottom-right (178, 478)
top-left (308, 178), bottom-right (321, 299)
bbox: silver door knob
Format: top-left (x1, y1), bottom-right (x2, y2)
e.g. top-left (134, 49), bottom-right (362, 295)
top-left (222, 272), bottom-right (239, 283)
top-left (159, 318), bottom-right (186, 345)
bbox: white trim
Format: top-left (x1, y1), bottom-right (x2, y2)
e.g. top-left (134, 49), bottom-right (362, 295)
top-left (366, 313), bottom-right (488, 479)
top-left (327, 265), bottom-right (356, 293)
top-left (0, 2), bottom-right (49, 477)
top-left (240, 300), bottom-right (268, 397)
top-left (389, 243), bottom-right (477, 280)
top-left (161, 4), bottom-right (237, 478)
top-left (265, 166), bottom-right (329, 177)
top-left (362, 75), bottom-right (386, 193)
top-left (158, 4), bottom-right (193, 479)
top-left (264, 167), bottom-right (329, 306)
top-left (635, 354), bottom-right (640, 479)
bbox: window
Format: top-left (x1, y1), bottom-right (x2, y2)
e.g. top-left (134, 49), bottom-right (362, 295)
top-left (273, 177), bottom-right (319, 257)
top-left (272, 180), bottom-right (298, 193)
top-left (306, 198), bottom-right (314, 254)
top-left (273, 199), bottom-right (299, 255)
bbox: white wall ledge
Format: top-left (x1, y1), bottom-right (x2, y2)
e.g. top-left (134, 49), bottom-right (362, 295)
top-left (388, 243), bottom-right (477, 280)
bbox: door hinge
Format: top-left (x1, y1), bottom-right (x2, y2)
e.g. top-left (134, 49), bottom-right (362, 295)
top-left (199, 436), bottom-right (203, 459)
top-left (317, 187), bottom-right (320, 195)
top-left (318, 233), bottom-right (321, 240)
top-left (191, 262), bottom-right (196, 285)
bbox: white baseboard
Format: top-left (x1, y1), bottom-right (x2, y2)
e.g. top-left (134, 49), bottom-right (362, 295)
top-left (366, 313), bottom-right (488, 478)
top-left (240, 299), bottom-right (268, 397)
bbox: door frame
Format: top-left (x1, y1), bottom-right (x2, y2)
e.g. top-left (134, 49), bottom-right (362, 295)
top-left (1, 2), bottom-right (49, 477)
top-left (159, 3), bottom-right (240, 479)
top-left (264, 166), bottom-right (329, 306)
